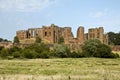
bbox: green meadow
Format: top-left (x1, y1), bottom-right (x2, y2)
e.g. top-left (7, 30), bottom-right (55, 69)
top-left (0, 58), bottom-right (120, 80)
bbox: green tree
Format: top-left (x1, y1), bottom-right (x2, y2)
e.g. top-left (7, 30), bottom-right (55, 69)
top-left (58, 36), bottom-right (64, 44)
top-left (0, 38), bottom-right (3, 42)
top-left (24, 43), bottom-right (50, 58)
top-left (4, 39), bottom-right (9, 42)
top-left (82, 39), bottom-right (101, 57)
top-left (35, 43), bottom-right (49, 58)
top-left (12, 51), bottom-right (21, 58)
top-left (0, 46), bottom-right (4, 51)
top-left (108, 32), bottom-right (120, 45)
top-left (53, 44), bottom-right (70, 58)
top-left (13, 36), bottom-right (19, 43)
top-left (9, 46), bottom-right (21, 55)
top-left (116, 32), bottom-right (120, 45)
top-left (35, 35), bottom-right (41, 43)
top-left (0, 38), bottom-right (9, 42)
top-left (22, 49), bottom-right (37, 59)
top-left (0, 48), bottom-right (9, 58)
top-left (82, 39), bottom-right (117, 58)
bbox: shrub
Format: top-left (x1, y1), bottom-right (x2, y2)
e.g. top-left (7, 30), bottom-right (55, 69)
top-left (82, 39), bottom-right (118, 58)
top-left (12, 51), bottom-right (21, 58)
top-left (7, 56), bottom-right (14, 60)
top-left (39, 51), bottom-right (50, 58)
top-left (0, 48), bottom-right (9, 58)
top-left (26, 43), bottom-right (49, 53)
top-left (68, 51), bottom-right (82, 58)
top-left (35, 36), bottom-right (41, 43)
top-left (9, 46), bottom-right (21, 55)
top-left (23, 43), bottom-right (50, 58)
top-left (96, 44), bottom-right (112, 58)
top-left (82, 39), bottom-right (101, 57)
top-left (13, 36), bottom-right (19, 43)
top-left (53, 44), bottom-right (70, 58)
top-left (0, 46), bottom-right (4, 51)
top-left (22, 49), bottom-right (37, 59)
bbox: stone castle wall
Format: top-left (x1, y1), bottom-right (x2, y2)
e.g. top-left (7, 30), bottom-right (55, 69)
top-left (16, 24), bottom-right (108, 46)
top-left (111, 45), bottom-right (120, 51)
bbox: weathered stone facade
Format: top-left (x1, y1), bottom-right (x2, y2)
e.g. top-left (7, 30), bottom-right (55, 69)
top-left (111, 45), bottom-right (120, 51)
top-left (87, 27), bottom-right (108, 45)
top-left (16, 24), bottom-right (108, 46)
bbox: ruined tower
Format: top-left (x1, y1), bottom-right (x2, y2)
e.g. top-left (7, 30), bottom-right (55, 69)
top-left (39, 24), bottom-right (60, 44)
top-left (77, 26), bottom-right (84, 44)
top-left (88, 27), bottom-right (104, 43)
top-left (16, 30), bottom-right (27, 40)
top-left (62, 27), bottom-right (74, 44)
top-left (99, 27), bottom-right (104, 43)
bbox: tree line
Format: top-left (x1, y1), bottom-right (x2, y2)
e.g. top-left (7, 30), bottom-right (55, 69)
top-left (108, 32), bottom-right (120, 45)
top-left (0, 38), bottom-right (10, 42)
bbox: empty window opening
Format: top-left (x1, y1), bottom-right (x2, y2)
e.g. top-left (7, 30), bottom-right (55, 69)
top-left (45, 32), bottom-right (47, 36)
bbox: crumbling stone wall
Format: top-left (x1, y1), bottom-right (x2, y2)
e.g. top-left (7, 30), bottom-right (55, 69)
top-left (111, 45), bottom-right (120, 51)
top-left (16, 24), bottom-right (108, 45)
top-left (16, 30), bottom-right (27, 40)
top-left (88, 27), bottom-right (108, 44)
top-left (77, 26), bottom-right (84, 44)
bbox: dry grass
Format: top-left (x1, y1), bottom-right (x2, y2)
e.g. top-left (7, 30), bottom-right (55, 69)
top-left (0, 58), bottom-right (120, 80)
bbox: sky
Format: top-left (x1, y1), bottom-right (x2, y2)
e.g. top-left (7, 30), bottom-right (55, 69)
top-left (0, 0), bottom-right (120, 41)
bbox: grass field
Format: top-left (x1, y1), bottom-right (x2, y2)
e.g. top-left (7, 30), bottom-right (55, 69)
top-left (0, 58), bottom-right (120, 80)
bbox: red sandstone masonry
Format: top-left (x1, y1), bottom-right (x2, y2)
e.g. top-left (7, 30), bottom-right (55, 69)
top-left (16, 24), bottom-right (108, 45)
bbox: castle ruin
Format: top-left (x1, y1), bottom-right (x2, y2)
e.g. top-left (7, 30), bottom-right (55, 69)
top-left (16, 24), bottom-right (108, 49)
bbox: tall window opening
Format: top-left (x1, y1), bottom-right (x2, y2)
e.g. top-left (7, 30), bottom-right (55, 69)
top-left (45, 32), bottom-right (47, 36)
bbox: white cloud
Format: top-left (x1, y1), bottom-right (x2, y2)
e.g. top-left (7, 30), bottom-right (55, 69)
top-left (90, 9), bottom-right (108, 18)
top-left (90, 12), bottom-right (104, 18)
top-left (0, 0), bottom-right (56, 12)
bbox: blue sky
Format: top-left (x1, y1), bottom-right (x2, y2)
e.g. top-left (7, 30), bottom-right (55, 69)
top-left (0, 0), bottom-right (120, 41)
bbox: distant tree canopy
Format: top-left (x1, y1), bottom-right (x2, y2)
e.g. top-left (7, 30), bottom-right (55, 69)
top-left (0, 38), bottom-right (3, 42)
top-left (108, 32), bottom-right (120, 45)
top-left (0, 38), bottom-right (9, 42)
top-left (13, 36), bottom-right (19, 43)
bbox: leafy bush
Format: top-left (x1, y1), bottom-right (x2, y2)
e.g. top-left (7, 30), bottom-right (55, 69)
top-left (39, 51), bottom-right (50, 58)
top-left (68, 51), bottom-right (83, 58)
top-left (82, 39), bottom-right (101, 57)
top-left (53, 44), bottom-right (70, 58)
top-left (0, 46), bottom-right (4, 51)
top-left (96, 44), bottom-right (112, 58)
top-left (13, 36), bottom-right (19, 43)
top-left (9, 46), bottom-right (21, 55)
top-left (0, 48), bottom-right (9, 58)
top-left (82, 39), bottom-right (119, 58)
top-left (12, 51), bottom-right (21, 58)
top-left (35, 36), bottom-right (41, 43)
top-left (22, 43), bottom-right (50, 58)
top-left (22, 49), bottom-right (37, 59)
